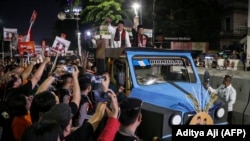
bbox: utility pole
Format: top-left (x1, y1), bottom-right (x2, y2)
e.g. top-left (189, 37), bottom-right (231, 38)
top-left (140, 0), bottom-right (142, 25)
top-left (247, 0), bottom-right (250, 70)
top-left (57, 5), bottom-right (82, 63)
top-left (152, 0), bottom-right (156, 46)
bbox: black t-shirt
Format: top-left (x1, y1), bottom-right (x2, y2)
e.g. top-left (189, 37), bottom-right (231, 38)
top-left (65, 122), bottom-right (94, 141)
top-left (0, 81), bottom-right (32, 141)
top-left (12, 80), bottom-right (33, 96)
top-left (56, 88), bottom-right (72, 103)
top-left (72, 94), bottom-right (95, 127)
top-left (69, 101), bottom-right (78, 117)
top-left (3, 81), bottom-right (33, 104)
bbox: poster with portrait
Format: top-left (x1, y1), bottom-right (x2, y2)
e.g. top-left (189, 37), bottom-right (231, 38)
top-left (3, 28), bottom-right (18, 41)
top-left (18, 41), bottom-right (35, 56)
top-left (10, 33), bottom-right (19, 50)
top-left (51, 36), bottom-right (71, 55)
top-left (35, 45), bottom-right (43, 55)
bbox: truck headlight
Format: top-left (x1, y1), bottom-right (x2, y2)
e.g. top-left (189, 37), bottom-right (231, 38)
top-left (215, 107), bottom-right (225, 118)
top-left (170, 114), bottom-right (182, 125)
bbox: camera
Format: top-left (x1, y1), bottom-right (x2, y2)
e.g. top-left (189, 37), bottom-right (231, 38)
top-left (92, 90), bottom-right (111, 102)
top-left (91, 75), bottom-right (107, 91)
top-left (91, 75), bottom-right (106, 83)
top-left (64, 66), bottom-right (74, 73)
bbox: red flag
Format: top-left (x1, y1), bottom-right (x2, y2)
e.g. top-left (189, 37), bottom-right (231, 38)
top-left (30, 10), bottom-right (37, 23)
top-left (22, 30), bottom-right (34, 42)
top-left (24, 10), bottom-right (37, 42)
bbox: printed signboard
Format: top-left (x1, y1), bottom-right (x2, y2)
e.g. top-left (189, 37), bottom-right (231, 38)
top-left (18, 41), bottom-right (35, 56)
top-left (52, 36), bottom-right (71, 55)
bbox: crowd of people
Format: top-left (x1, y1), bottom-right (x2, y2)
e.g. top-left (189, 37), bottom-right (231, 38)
top-left (0, 55), bottom-right (144, 141)
top-left (0, 15), bottom-right (241, 140)
top-left (0, 47), bottom-right (238, 141)
top-left (194, 49), bottom-right (246, 70)
top-left (0, 15), bottom-right (169, 141)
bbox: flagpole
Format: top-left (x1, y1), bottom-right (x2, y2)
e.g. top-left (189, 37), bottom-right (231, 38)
top-left (9, 41), bottom-right (12, 58)
top-left (1, 40), bottom-right (4, 62)
top-left (27, 53), bottom-right (30, 64)
top-left (25, 22), bottom-right (33, 42)
top-left (50, 49), bottom-right (60, 73)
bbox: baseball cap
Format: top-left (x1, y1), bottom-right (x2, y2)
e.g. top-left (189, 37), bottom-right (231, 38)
top-left (42, 103), bottom-right (73, 129)
top-left (119, 97), bottom-right (143, 126)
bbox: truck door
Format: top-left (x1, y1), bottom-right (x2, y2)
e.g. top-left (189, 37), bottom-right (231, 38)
top-left (110, 58), bottom-right (131, 96)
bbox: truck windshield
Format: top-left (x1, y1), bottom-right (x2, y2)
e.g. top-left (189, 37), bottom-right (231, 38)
top-left (132, 56), bottom-right (196, 85)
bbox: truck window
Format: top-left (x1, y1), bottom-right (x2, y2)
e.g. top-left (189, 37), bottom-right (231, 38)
top-left (113, 60), bottom-right (126, 86)
top-left (132, 56), bottom-right (196, 85)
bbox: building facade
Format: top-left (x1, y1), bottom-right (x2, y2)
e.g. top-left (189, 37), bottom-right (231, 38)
top-left (220, 0), bottom-right (248, 51)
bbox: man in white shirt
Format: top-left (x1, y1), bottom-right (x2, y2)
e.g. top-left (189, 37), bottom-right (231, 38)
top-left (106, 18), bottom-right (131, 48)
top-left (206, 75), bottom-right (236, 124)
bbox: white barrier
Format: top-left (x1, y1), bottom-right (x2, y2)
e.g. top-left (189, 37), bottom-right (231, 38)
top-left (215, 59), bottom-right (244, 70)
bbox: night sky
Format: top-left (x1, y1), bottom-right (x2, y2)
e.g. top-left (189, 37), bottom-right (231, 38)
top-left (0, 0), bottom-right (61, 44)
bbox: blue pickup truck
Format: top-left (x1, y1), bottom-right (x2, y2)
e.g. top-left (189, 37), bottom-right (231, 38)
top-left (105, 48), bottom-right (228, 141)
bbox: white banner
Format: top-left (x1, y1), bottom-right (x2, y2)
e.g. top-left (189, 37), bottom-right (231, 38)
top-left (52, 36), bottom-right (71, 56)
top-left (3, 28), bottom-right (18, 41)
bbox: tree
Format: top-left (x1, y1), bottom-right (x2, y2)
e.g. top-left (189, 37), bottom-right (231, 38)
top-left (81, 0), bottom-right (127, 27)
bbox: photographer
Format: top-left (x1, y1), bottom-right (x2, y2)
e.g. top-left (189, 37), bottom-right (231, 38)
top-left (35, 65), bottom-right (81, 116)
top-left (56, 73), bottom-right (74, 104)
top-left (99, 72), bottom-right (126, 103)
top-left (97, 89), bottom-right (120, 141)
top-left (72, 72), bottom-right (111, 128)
top-left (72, 76), bottom-right (94, 127)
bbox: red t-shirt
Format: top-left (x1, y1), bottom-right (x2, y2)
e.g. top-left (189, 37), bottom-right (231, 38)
top-left (97, 117), bottom-right (120, 141)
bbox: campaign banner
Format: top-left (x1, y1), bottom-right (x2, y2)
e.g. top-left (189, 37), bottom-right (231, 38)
top-left (3, 28), bottom-right (18, 41)
top-left (18, 41), bottom-right (35, 56)
top-left (10, 33), bottom-right (19, 50)
top-left (96, 25), bottom-right (143, 37)
top-left (51, 36), bottom-right (71, 55)
top-left (171, 42), bottom-right (209, 53)
top-left (35, 45), bottom-right (44, 55)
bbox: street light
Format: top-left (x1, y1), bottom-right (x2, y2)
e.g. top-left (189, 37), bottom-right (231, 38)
top-left (57, 5), bottom-right (82, 57)
top-left (86, 31), bottom-right (91, 37)
top-left (132, 3), bottom-right (140, 17)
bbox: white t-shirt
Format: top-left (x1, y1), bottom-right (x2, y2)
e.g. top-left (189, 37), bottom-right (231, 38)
top-left (208, 84), bottom-right (236, 111)
top-left (107, 24), bottom-right (131, 48)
